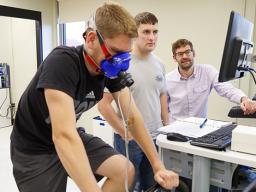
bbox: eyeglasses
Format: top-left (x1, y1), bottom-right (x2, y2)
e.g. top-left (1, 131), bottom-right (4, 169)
top-left (175, 49), bottom-right (193, 57)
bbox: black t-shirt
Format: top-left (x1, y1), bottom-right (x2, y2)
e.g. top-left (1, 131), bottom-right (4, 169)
top-left (11, 45), bottom-right (124, 154)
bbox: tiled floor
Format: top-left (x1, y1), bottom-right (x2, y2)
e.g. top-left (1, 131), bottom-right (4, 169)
top-left (0, 126), bottom-right (80, 192)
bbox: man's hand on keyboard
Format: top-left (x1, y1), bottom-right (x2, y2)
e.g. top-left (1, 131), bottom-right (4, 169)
top-left (240, 97), bottom-right (256, 115)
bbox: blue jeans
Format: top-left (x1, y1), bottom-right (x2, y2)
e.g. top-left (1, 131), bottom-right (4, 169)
top-left (114, 133), bottom-right (156, 192)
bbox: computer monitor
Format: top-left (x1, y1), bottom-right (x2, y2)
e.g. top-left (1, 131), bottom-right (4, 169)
top-left (218, 11), bottom-right (254, 82)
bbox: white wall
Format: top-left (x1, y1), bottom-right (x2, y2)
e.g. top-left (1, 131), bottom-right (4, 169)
top-left (12, 18), bottom-right (37, 105)
top-left (0, 17), bottom-right (38, 126)
top-left (59, 0), bottom-right (256, 127)
top-left (0, 0), bottom-right (58, 57)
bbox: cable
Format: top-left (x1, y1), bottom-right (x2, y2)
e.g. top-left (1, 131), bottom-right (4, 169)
top-left (248, 67), bottom-right (256, 73)
top-left (0, 105), bottom-right (11, 118)
top-left (0, 88), bottom-right (10, 118)
top-left (243, 179), bottom-right (256, 192)
top-left (248, 70), bottom-right (256, 85)
top-left (0, 124), bottom-right (12, 129)
top-left (0, 88), bottom-right (8, 110)
top-left (117, 88), bottom-right (132, 192)
top-left (238, 66), bottom-right (256, 85)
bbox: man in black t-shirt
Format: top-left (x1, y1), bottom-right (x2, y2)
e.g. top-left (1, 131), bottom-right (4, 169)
top-left (10, 2), bottom-right (178, 192)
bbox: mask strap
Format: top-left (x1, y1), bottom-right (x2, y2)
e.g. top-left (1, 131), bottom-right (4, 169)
top-left (96, 30), bottom-right (112, 60)
top-left (83, 49), bottom-right (101, 74)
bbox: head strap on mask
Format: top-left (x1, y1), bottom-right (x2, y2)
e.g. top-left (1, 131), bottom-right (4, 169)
top-left (82, 49), bottom-right (101, 74)
top-left (83, 13), bottom-right (102, 74)
top-left (96, 30), bottom-right (112, 61)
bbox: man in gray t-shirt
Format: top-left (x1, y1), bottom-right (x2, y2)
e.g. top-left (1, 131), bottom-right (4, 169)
top-left (97, 12), bottom-right (170, 191)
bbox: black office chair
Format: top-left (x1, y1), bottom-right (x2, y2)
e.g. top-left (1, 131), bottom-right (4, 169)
top-left (145, 180), bottom-right (189, 192)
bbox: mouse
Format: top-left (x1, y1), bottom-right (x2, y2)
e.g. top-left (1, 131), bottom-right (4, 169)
top-left (167, 132), bottom-right (190, 142)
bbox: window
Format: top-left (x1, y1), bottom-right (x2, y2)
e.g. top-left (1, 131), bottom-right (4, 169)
top-left (61, 21), bottom-right (85, 46)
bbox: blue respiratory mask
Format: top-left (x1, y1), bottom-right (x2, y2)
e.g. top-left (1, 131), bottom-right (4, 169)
top-left (101, 52), bottom-right (130, 78)
top-left (101, 52), bottom-right (134, 87)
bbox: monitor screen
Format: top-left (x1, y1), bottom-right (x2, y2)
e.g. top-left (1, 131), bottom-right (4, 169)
top-left (218, 11), bottom-right (254, 82)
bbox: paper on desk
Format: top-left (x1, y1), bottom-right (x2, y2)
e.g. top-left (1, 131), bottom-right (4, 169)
top-left (158, 117), bottom-right (232, 138)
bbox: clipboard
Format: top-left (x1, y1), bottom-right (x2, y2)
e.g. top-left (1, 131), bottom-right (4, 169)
top-left (158, 117), bottom-right (232, 138)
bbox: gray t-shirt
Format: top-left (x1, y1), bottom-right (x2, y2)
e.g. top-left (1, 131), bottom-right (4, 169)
top-left (118, 53), bottom-right (167, 139)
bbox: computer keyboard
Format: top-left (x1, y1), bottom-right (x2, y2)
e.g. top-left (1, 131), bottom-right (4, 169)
top-left (190, 123), bottom-right (237, 150)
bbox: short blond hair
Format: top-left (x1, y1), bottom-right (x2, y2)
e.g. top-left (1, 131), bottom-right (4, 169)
top-left (95, 2), bottom-right (137, 38)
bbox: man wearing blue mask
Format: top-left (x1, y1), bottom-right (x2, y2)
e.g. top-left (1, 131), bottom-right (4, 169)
top-left (10, 2), bottom-right (178, 192)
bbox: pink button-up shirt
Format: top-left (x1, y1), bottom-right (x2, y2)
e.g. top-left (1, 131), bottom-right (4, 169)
top-left (166, 64), bottom-right (246, 123)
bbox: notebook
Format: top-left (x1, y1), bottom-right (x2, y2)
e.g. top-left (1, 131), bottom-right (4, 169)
top-left (157, 117), bottom-right (232, 138)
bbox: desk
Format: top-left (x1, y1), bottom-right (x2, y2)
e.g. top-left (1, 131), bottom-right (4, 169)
top-left (156, 134), bottom-right (256, 192)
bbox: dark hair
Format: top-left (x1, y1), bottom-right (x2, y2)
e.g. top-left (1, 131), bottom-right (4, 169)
top-left (134, 12), bottom-right (158, 27)
top-left (172, 39), bottom-right (194, 54)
